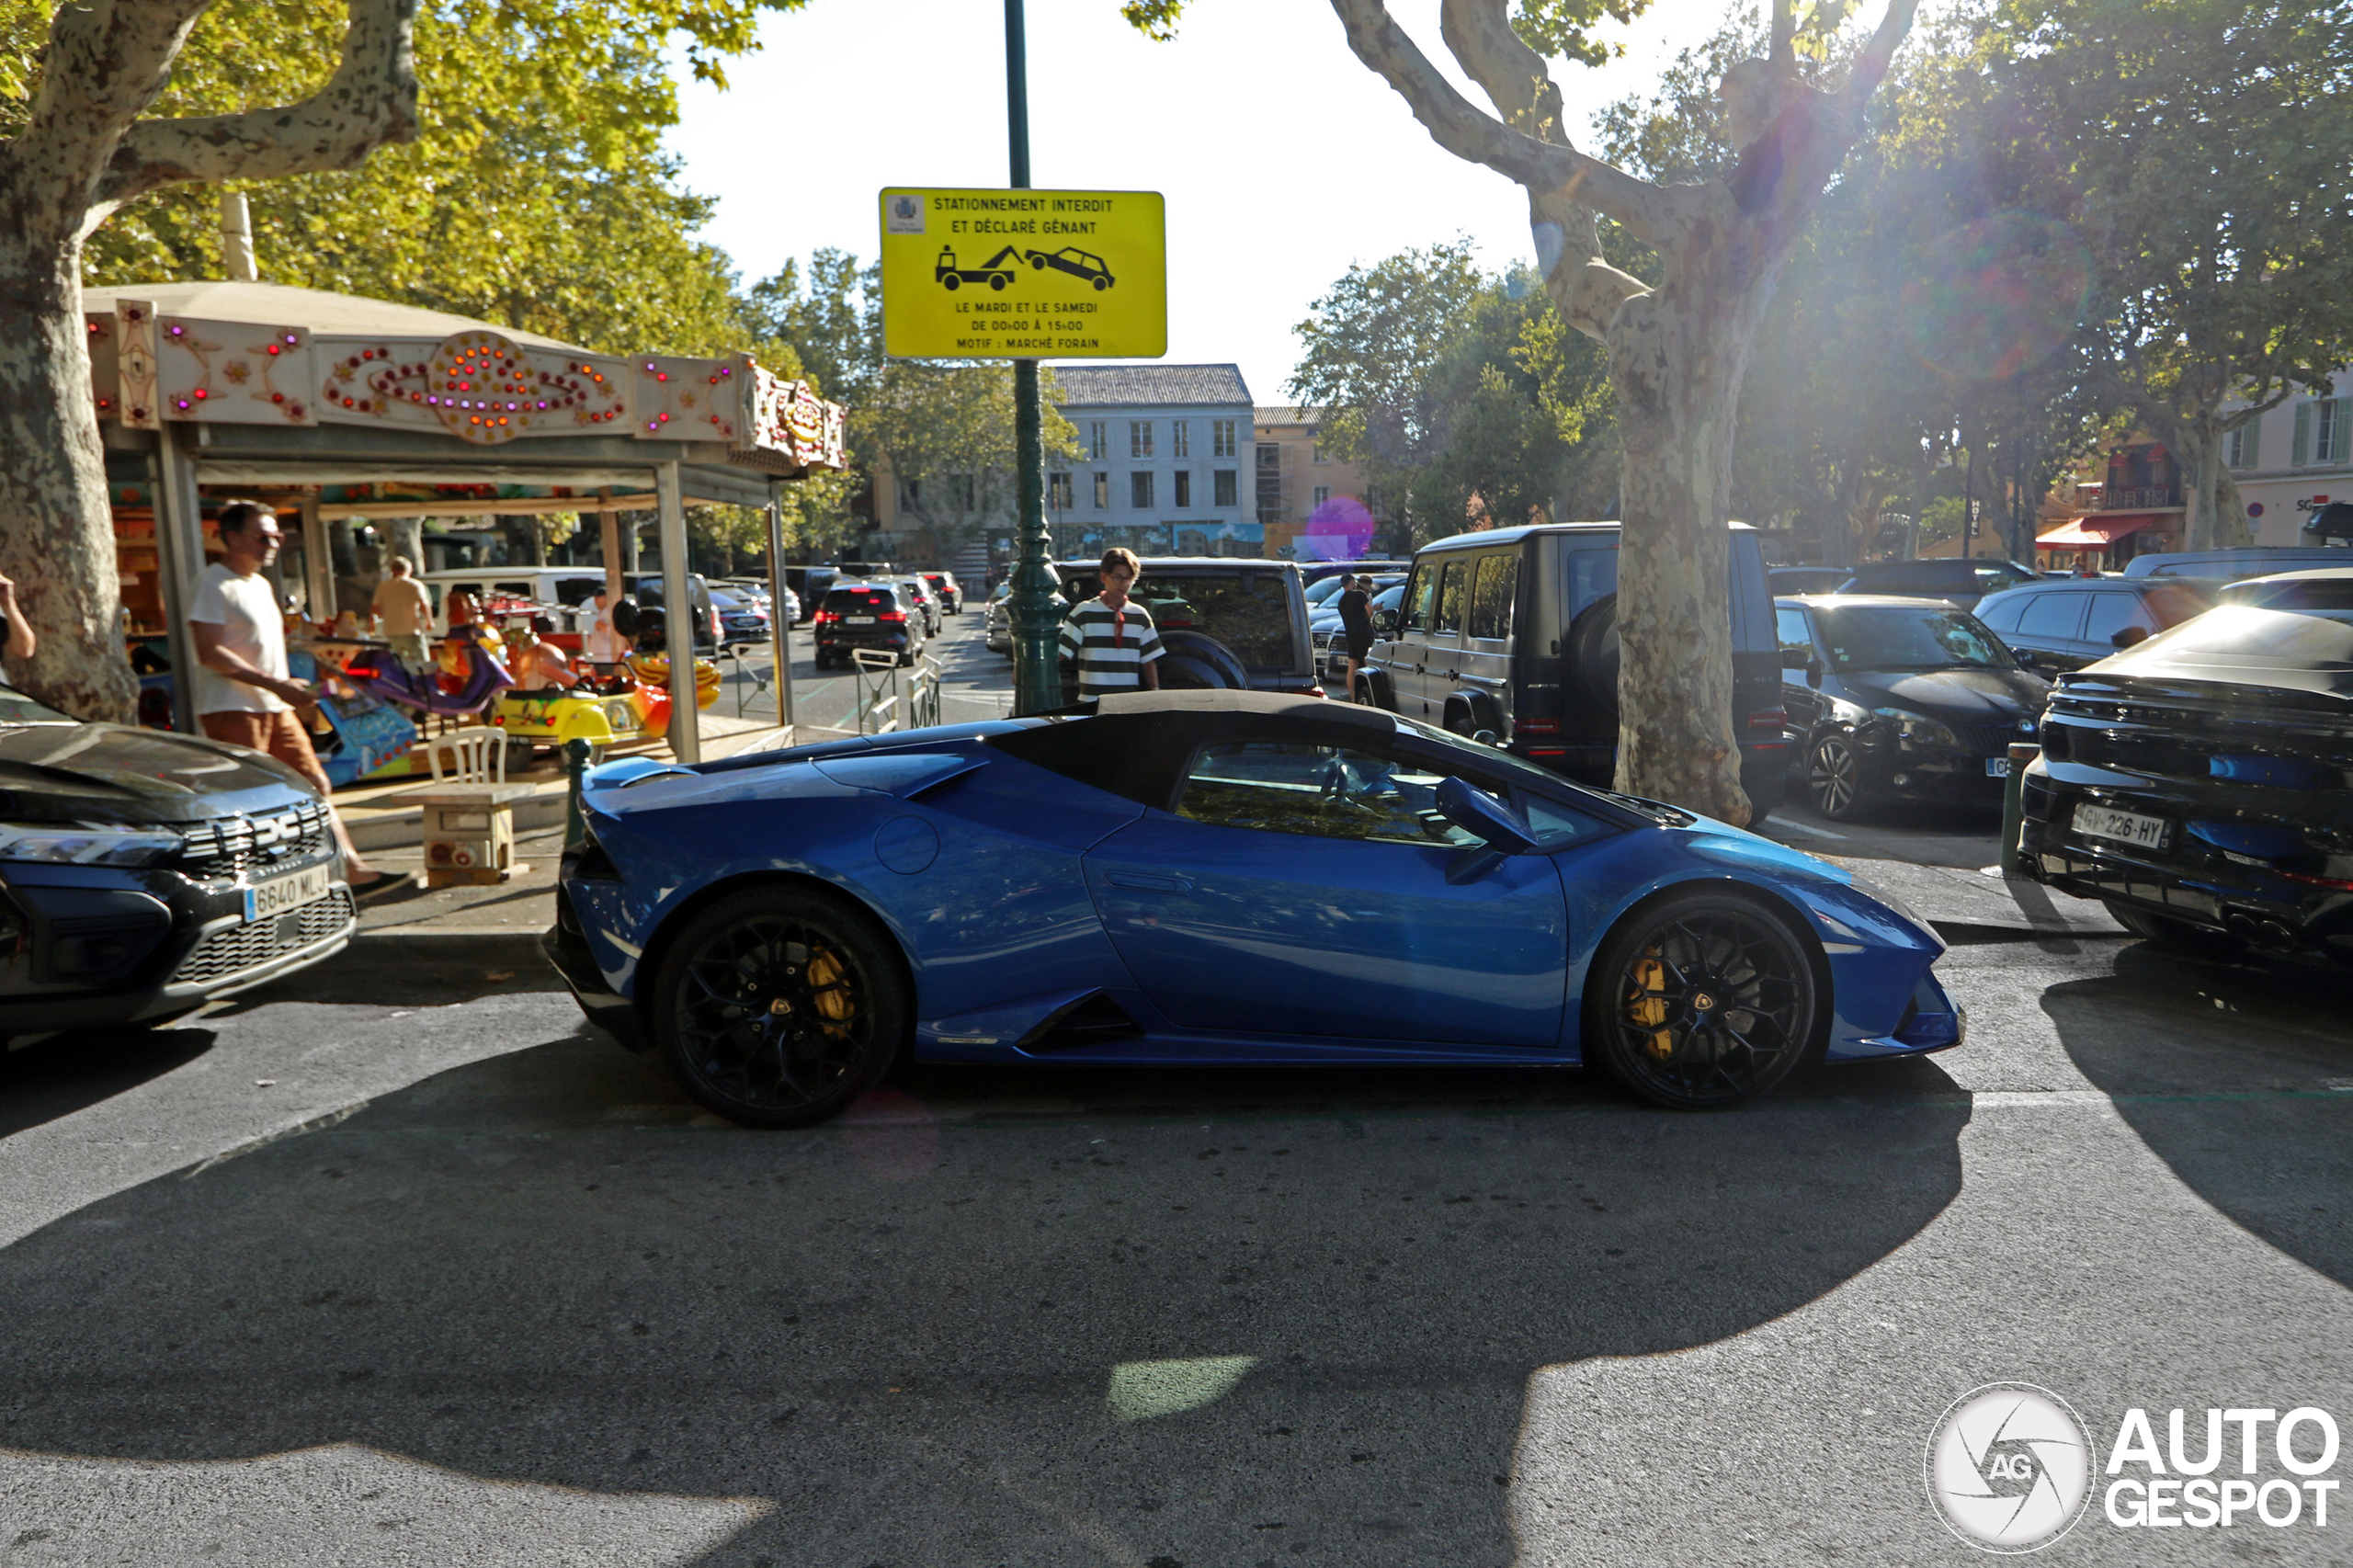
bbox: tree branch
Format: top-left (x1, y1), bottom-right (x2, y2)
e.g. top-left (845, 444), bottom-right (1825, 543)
top-left (1836, 0), bottom-right (1921, 118)
top-left (88, 0), bottom-right (419, 220)
top-left (9, 0), bottom-right (214, 233)
top-left (1329, 0), bottom-right (1670, 241)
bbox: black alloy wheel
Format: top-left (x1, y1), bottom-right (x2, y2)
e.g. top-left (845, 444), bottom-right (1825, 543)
top-left (1806, 733), bottom-right (1866, 821)
top-left (1586, 889), bottom-right (1819, 1109)
top-left (652, 887), bottom-right (907, 1127)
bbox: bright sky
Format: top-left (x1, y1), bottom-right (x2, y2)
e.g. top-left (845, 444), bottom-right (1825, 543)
top-left (666, 0), bottom-right (1725, 405)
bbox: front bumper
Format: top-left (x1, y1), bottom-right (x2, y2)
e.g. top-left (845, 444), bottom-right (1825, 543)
top-left (1, 857), bottom-right (356, 1033)
top-left (543, 891), bottom-right (642, 1049)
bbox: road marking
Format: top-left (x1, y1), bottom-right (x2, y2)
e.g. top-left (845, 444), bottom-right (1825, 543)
top-left (1769, 819), bottom-right (1848, 840)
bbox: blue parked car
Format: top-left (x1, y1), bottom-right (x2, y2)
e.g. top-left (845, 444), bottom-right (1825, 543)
top-left (543, 691), bottom-right (1962, 1125)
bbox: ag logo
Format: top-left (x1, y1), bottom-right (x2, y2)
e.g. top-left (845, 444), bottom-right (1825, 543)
top-left (1925, 1382), bottom-right (2096, 1552)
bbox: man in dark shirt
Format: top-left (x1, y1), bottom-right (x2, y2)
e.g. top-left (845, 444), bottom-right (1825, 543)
top-left (1336, 574), bottom-right (1375, 703)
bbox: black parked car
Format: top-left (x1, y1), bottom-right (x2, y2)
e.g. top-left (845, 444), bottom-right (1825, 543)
top-left (2020, 594), bottom-right (2353, 964)
top-left (1972, 576), bottom-right (2213, 674)
top-left (1776, 596), bottom-right (2050, 820)
top-left (813, 583), bottom-right (926, 667)
top-left (1835, 558), bottom-right (2042, 610)
top-left (0, 683), bottom-right (357, 1042)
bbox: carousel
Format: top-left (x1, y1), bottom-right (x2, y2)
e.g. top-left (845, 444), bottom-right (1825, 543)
top-left (85, 278), bottom-right (845, 769)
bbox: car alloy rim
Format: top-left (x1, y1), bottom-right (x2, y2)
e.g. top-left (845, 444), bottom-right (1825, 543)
top-left (1612, 908), bottom-right (1807, 1104)
top-left (1810, 737), bottom-right (1857, 815)
top-left (672, 915), bottom-right (873, 1110)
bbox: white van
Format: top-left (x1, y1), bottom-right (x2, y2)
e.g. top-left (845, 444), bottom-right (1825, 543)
top-left (416, 570), bottom-right (718, 650)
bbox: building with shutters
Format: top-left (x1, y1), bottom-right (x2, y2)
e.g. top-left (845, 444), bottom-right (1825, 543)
top-left (2221, 381), bottom-right (2353, 547)
top-left (1046, 364), bottom-right (1259, 557)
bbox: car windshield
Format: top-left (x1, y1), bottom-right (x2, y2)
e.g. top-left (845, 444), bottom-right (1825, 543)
top-left (1059, 571), bottom-right (1296, 668)
top-left (1814, 605), bottom-right (2016, 673)
top-left (0, 684), bottom-right (74, 725)
top-left (1304, 577), bottom-right (1347, 605)
top-left (2225, 578), bottom-right (2353, 616)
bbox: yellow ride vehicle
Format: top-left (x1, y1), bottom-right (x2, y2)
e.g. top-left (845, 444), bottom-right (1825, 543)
top-left (492, 653), bottom-right (722, 749)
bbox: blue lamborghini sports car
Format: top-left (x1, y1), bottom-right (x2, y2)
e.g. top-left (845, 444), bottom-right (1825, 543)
top-left (543, 691), bottom-right (1962, 1127)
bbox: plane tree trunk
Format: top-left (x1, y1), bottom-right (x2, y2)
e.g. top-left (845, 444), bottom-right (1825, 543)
top-left (0, 0), bottom-right (417, 722)
top-left (1331, 0), bottom-right (1918, 822)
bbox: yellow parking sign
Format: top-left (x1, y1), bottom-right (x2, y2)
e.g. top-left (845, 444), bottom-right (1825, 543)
top-left (878, 187), bottom-right (1166, 359)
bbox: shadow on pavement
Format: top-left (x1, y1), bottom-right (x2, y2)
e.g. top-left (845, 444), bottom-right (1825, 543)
top-left (0, 1037), bottom-right (1967, 1567)
top-left (2046, 938), bottom-right (2353, 1290)
top-left (0, 1027), bottom-right (217, 1141)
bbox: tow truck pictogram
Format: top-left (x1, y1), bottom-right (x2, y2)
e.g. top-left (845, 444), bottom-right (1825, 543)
top-left (935, 245), bottom-right (1021, 291)
top-left (1024, 246), bottom-right (1116, 290)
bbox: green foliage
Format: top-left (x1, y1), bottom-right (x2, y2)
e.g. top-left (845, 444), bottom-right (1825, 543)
top-left (1509, 0), bottom-right (1656, 70)
top-left (1, 0), bottom-right (805, 358)
top-left (1288, 244), bottom-right (1617, 543)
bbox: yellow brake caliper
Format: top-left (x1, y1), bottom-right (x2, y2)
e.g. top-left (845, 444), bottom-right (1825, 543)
top-left (806, 948), bottom-right (856, 1036)
top-left (1628, 951), bottom-right (1674, 1059)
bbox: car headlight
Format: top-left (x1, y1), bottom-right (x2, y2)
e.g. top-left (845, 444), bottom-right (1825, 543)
top-left (1872, 708), bottom-right (1961, 752)
top-left (0, 823), bottom-right (186, 868)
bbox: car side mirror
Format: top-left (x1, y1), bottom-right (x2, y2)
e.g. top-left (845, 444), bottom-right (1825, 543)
top-left (2110, 627), bottom-right (2148, 649)
top-left (1435, 776), bottom-right (1538, 853)
top-left (1804, 658), bottom-right (1823, 687)
top-left (1373, 608), bottom-right (1396, 632)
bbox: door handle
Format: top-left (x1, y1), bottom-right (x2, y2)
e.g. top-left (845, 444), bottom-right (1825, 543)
top-left (1106, 870), bottom-right (1193, 892)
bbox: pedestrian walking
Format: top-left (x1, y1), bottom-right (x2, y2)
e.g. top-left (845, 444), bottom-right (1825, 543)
top-left (1336, 573), bottom-right (1375, 703)
top-left (189, 501), bottom-right (382, 889)
top-left (1058, 547), bottom-right (1164, 702)
top-left (0, 570), bottom-right (34, 682)
top-left (369, 554), bottom-right (435, 673)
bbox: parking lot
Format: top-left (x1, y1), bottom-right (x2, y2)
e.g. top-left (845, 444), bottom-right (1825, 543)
top-left (0, 608), bottom-right (2345, 1565)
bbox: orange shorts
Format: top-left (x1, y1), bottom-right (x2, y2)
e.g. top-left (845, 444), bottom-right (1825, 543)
top-left (199, 710), bottom-right (332, 796)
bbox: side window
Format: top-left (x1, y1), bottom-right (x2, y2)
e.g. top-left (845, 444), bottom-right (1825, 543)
top-left (1775, 607), bottom-right (1814, 664)
top-left (2083, 591), bottom-right (2155, 644)
top-left (1469, 555), bottom-right (1517, 640)
top-left (1565, 547), bottom-right (1620, 620)
top-left (2016, 593), bottom-right (2087, 641)
top-left (1515, 792), bottom-right (1601, 846)
top-left (1974, 595), bottom-right (2027, 633)
top-left (1436, 560), bottom-right (1469, 634)
top-left (1402, 566), bottom-right (1439, 632)
top-left (1176, 742), bottom-right (1482, 848)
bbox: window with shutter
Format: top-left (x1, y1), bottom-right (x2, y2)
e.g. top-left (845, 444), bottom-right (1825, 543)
top-left (2336, 398), bottom-right (2353, 463)
top-left (2294, 402), bottom-right (2313, 466)
top-left (2241, 416), bottom-right (2260, 469)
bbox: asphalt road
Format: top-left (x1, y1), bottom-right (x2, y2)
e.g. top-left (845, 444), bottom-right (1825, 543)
top-left (1, 621), bottom-right (2347, 1566)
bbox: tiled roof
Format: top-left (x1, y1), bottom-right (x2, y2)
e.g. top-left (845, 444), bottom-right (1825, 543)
top-left (1050, 363), bottom-right (1252, 408)
top-left (1254, 406), bottom-right (1323, 426)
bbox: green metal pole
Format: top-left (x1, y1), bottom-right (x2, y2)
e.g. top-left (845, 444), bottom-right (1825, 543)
top-left (1005, 0), bottom-right (1060, 717)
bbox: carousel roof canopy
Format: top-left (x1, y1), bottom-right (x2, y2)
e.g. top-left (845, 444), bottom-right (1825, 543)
top-left (85, 279), bottom-right (846, 501)
top-left (83, 280), bottom-right (589, 350)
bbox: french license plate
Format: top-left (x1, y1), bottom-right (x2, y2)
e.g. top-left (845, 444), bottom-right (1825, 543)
top-left (2073, 802), bottom-right (2169, 850)
top-left (244, 861), bottom-right (334, 924)
top-left (845, 615), bottom-right (875, 625)
top-left (1984, 756), bottom-right (2011, 778)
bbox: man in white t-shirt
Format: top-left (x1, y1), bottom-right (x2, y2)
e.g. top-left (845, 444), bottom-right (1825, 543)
top-left (189, 501), bottom-right (382, 888)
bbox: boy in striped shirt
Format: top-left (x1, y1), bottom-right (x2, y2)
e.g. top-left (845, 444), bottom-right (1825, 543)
top-left (1058, 548), bottom-right (1164, 701)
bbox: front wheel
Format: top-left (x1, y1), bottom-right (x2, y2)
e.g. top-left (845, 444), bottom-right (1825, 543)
top-left (651, 887), bottom-right (908, 1128)
top-left (1806, 733), bottom-right (1868, 822)
top-left (1586, 889), bottom-right (1820, 1109)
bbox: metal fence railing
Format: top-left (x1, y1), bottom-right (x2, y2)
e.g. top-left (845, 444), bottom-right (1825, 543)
top-left (850, 649), bottom-right (942, 735)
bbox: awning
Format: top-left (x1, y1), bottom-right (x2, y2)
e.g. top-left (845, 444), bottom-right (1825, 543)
top-left (2037, 513), bottom-right (2162, 548)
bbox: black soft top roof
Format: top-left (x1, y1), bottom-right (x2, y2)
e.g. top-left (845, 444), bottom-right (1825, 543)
top-left (990, 691), bottom-right (1397, 809)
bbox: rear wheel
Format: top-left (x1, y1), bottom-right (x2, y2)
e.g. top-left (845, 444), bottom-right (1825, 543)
top-left (2106, 902), bottom-right (2243, 956)
top-left (1586, 889), bottom-right (1820, 1109)
top-left (651, 887), bottom-right (908, 1128)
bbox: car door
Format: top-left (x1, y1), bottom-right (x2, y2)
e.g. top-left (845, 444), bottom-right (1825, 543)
top-left (2081, 589), bottom-right (2158, 657)
top-left (1083, 736), bottom-right (1568, 1046)
top-left (2009, 591), bottom-right (2091, 670)
top-left (1776, 606), bottom-right (1823, 735)
top-left (1460, 551), bottom-right (1518, 729)
top-left (1421, 558), bottom-right (1472, 718)
top-left (1380, 562), bottom-right (1443, 718)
